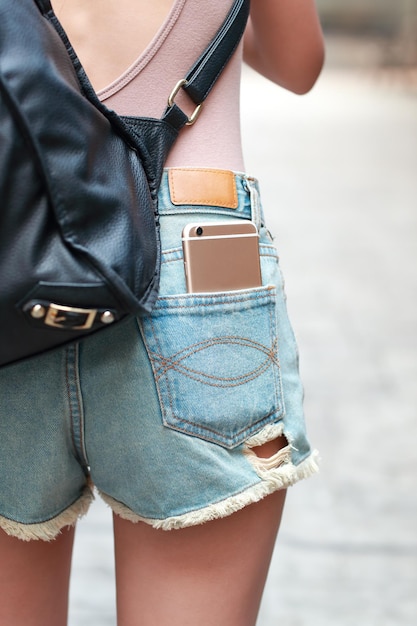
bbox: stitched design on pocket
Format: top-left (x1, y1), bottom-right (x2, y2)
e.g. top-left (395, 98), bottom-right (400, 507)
top-left (139, 286), bottom-right (285, 449)
top-left (152, 335), bottom-right (278, 387)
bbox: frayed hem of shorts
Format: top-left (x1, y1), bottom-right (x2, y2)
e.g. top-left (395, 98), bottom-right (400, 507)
top-left (99, 449), bottom-right (319, 531)
top-left (0, 486), bottom-right (94, 542)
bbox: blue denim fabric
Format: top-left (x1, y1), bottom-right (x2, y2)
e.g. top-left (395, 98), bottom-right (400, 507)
top-left (0, 170), bottom-right (317, 540)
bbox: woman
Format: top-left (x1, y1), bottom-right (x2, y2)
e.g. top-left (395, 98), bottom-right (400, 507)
top-left (0, 1), bottom-right (324, 624)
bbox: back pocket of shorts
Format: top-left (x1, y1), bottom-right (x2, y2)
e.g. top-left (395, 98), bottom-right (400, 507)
top-left (138, 286), bottom-right (284, 449)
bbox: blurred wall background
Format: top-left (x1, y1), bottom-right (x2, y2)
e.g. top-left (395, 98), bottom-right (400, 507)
top-left (316, 0), bottom-right (417, 67)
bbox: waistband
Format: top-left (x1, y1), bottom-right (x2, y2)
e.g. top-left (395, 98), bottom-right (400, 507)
top-left (158, 168), bottom-right (263, 228)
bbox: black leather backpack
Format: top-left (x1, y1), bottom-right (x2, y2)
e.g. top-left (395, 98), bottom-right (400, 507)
top-left (0, 0), bottom-right (249, 367)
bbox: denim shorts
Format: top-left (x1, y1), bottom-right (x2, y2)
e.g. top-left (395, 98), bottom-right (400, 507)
top-left (0, 168), bottom-right (318, 541)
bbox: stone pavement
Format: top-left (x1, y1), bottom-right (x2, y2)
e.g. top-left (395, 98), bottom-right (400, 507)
top-left (68, 51), bottom-right (417, 626)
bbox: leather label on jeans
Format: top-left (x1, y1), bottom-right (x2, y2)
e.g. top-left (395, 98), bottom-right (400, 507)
top-left (168, 168), bottom-right (238, 209)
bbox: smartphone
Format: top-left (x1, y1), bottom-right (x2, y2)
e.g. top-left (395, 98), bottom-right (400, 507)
top-left (182, 221), bottom-right (262, 293)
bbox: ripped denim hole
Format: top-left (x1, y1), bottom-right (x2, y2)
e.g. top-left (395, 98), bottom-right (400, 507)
top-left (245, 434), bottom-right (291, 473)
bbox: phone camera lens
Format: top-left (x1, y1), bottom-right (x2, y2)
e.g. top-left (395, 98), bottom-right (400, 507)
top-left (196, 227), bottom-right (203, 236)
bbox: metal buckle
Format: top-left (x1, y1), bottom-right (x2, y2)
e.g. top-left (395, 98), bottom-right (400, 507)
top-left (44, 304), bottom-right (97, 330)
top-left (168, 79), bottom-right (203, 126)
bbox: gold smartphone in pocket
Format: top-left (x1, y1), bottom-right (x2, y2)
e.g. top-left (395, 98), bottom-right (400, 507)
top-left (182, 221), bottom-right (262, 293)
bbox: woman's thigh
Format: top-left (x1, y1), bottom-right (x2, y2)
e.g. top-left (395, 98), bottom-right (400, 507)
top-left (113, 488), bottom-right (286, 626)
top-left (0, 526), bottom-right (75, 626)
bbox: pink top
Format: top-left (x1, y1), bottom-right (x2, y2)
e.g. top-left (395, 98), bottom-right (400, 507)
top-left (97, 0), bottom-right (245, 171)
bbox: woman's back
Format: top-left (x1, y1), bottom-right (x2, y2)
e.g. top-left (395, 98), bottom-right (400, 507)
top-left (55, 0), bottom-right (245, 170)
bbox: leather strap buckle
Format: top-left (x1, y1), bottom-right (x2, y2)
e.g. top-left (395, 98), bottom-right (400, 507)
top-left (44, 303), bottom-right (97, 330)
top-left (168, 79), bottom-right (203, 126)
top-left (24, 300), bottom-right (117, 331)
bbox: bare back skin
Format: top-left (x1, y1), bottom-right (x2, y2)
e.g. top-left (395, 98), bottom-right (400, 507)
top-left (54, 0), bottom-right (174, 91)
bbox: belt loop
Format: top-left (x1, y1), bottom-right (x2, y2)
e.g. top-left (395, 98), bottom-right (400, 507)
top-left (245, 176), bottom-right (263, 231)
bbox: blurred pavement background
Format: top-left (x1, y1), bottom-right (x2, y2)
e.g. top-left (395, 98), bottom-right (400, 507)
top-left (68, 5), bottom-right (417, 625)
top-left (247, 48), bottom-right (417, 626)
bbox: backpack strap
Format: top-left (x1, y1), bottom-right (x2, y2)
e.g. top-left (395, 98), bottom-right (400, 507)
top-left (34, 0), bottom-right (51, 9)
top-left (163, 0), bottom-right (250, 129)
